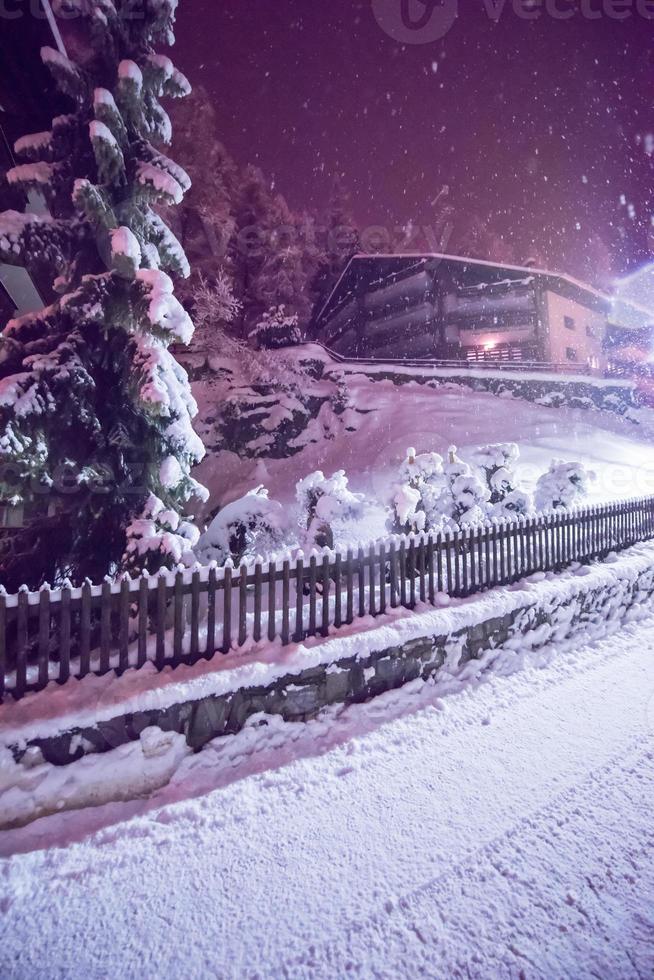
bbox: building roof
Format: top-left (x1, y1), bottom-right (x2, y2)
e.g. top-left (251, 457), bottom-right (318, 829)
top-left (314, 252), bottom-right (613, 330)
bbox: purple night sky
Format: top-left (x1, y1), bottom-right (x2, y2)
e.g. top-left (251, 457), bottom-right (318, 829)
top-left (173, 0), bottom-right (654, 284)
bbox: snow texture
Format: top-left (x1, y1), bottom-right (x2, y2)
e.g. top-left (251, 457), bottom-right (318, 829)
top-left (1, 600), bottom-right (653, 977)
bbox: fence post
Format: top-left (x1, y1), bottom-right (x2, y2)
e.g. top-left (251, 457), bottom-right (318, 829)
top-left (334, 552), bottom-right (342, 628)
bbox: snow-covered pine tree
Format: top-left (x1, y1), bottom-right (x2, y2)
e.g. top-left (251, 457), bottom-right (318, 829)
top-left (311, 176), bottom-right (360, 306)
top-left (0, 1), bottom-right (206, 590)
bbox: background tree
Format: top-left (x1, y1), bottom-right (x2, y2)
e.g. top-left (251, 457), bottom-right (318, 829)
top-left (0, 0), bottom-right (206, 590)
top-left (311, 176), bottom-right (360, 309)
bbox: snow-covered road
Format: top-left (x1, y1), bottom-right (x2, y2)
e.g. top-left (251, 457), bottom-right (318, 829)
top-left (2, 617), bottom-right (654, 978)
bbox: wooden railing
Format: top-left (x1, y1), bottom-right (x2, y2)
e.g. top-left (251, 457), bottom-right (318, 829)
top-left (1, 495), bottom-right (654, 702)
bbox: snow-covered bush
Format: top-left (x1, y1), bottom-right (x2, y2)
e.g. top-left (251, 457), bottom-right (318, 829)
top-left (249, 305), bottom-right (303, 350)
top-left (296, 470), bottom-right (364, 550)
top-left (195, 486), bottom-right (288, 565)
top-left (438, 446), bottom-right (490, 527)
top-left (392, 447), bottom-right (444, 533)
top-left (393, 483), bottom-right (425, 534)
top-left (535, 460), bottom-right (595, 511)
top-left (472, 443), bottom-right (533, 518)
top-left (472, 443), bottom-right (520, 503)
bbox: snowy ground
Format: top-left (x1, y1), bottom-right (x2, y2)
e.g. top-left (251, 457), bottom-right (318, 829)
top-left (2, 614), bottom-right (653, 978)
top-left (195, 355), bottom-right (654, 539)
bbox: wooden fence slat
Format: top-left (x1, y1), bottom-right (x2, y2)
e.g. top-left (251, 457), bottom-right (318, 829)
top-left (358, 546), bottom-right (366, 618)
top-left (206, 566), bottom-right (217, 658)
top-left (309, 555), bottom-right (318, 636)
top-left (222, 566), bottom-right (232, 654)
top-left (346, 549), bottom-right (355, 623)
top-left (334, 553), bottom-right (342, 628)
top-left (240, 564), bottom-right (248, 647)
top-left (118, 578), bottom-right (130, 673)
top-left (137, 576), bottom-right (148, 668)
top-left (321, 554), bottom-right (330, 638)
top-left (190, 571), bottom-right (201, 662)
top-left (379, 542), bottom-right (387, 614)
top-left (253, 561), bottom-right (263, 643)
top-left (101, 580), bottom-right (112, 673)
top-left (408, 537), bottom-right (416, 608)
top-left (15, 590), bottom-right (29, 699)
top-left (268, 560), bottom-right (277, 643)
top-left (369, 544), bottom-right (377, 616)
top-left (399, 539), bottom-right (408, 606)
top-left (294, 556), bottom-right (304, 642)
top-left (427, 534), bottom-right (435, 604)
top-left (59, 585), bottom-right (72, 685)
top-left (38, 588), bottom-right (50, 689)
top-left (174, 572), bottom-right (184, 661)
top-left (389, 540), bottom-right (398, 608)
top-left (418, 536), bottom-right (426, 604)
top-left (282, 560), bottom-right (290, 645)
top-left (156, 576), bottom-right (166, 668)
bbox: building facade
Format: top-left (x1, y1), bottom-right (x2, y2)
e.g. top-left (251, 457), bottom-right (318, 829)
top-left (312, 253), bottom-right (612, 371)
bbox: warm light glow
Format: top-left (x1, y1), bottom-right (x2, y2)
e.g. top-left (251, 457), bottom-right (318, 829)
top-left (483, 341), bottom-right (497, 351)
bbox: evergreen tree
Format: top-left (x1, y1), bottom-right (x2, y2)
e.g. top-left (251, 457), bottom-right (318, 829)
top-left (311, 176), bottom-right (360, 308)
top-left (0, 1), bottom-right (206, 590)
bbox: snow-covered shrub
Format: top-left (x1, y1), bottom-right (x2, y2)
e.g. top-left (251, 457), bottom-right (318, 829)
top-left (534, 460), bottom-right (595, 511)
top-left (399, 448), bottom-right (444, 489)
top-left (438, 446), bottom-right (490, 527)
top-left (535, 392), bottom-right (567, 409)
top-left (196, 486), bottom-right (288, 565)
top-left (249, 305), bottom-right (303, 350)
top-left (472, 443), bottom-right (520, 503)
top-left (393, 483), bottom-right (425, 535)
top-left (472, 442), bottom-right (533, 518)
top-left (392, 447), bottom-right (444, 533)
top-left (296, 470), bottom-right (364, 550)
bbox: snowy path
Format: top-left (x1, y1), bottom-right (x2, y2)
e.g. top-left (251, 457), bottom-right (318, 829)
top-left (2, 618), bottom-right (654, 978)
